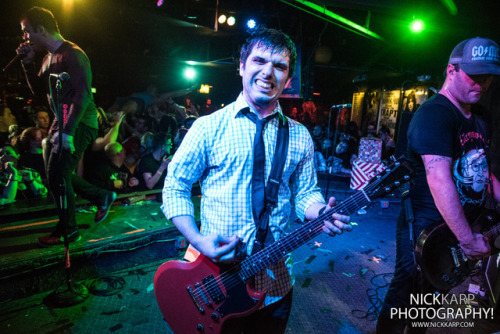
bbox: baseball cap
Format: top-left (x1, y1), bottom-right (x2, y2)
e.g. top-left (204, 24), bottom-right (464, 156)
top-left (448, 37), bottom-right (500, 75)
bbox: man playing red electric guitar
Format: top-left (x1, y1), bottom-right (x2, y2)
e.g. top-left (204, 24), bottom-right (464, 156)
top-left (161, 28), bottom-right (351, 333)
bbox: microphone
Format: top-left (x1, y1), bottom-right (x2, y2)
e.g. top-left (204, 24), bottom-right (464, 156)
top-left (2, 54), bottom-right (25, 72)
top-left (50, 72), bottom-right (71, 81)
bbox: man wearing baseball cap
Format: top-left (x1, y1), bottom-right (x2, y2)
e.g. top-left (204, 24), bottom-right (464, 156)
top-left (377, 37), bottom-right (500, 333)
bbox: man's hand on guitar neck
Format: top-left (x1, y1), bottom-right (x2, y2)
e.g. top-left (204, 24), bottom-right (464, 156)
top-left (459, 233), bottom-right (490, 260)
top-left (307, 196), bottom-right (352, 237)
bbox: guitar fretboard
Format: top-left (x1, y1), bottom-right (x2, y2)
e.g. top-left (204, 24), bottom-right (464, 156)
top-left (238, 188), bottom-right (376, 279)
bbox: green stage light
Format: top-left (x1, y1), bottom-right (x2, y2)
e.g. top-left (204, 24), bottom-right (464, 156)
top-left (184, 67), bottom-right (196, 81)
top-left (410, 19), bottom-right (424, 33)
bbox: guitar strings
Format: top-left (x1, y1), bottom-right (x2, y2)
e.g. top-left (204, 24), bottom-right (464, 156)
top-left (191, 165), bottom-right (406, 305)
top-left (190, 174), bottom-right (388, 302)
top-left (192, 190), bottom-right (369, 302)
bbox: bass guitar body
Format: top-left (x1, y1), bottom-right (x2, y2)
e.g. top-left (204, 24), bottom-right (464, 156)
top-left (154, 254), bottom-right (265, 333)
top-left (416, 209), bottom-right (500, 291)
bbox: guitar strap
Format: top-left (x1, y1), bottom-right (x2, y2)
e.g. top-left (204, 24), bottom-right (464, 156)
top-left (252, 115), bottom-right (289, 255)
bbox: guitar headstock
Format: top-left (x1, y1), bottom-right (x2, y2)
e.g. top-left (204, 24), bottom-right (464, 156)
top-left (364, 157), bottom-right (413, 200)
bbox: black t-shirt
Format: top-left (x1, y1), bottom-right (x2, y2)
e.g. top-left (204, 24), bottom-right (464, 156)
top-left (85, 150), bottom-right (134, 192)
top-left (134, 153), bottom-right (167, 190)
top-left (407, 94), bottom-right (490, 221)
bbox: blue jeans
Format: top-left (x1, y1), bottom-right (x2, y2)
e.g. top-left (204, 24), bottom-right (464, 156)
top-left (376, 209), bottom-right (444, 334)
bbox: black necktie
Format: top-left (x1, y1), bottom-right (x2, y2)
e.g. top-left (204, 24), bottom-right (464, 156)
top-left (242, 108), bottom-right (275, 223)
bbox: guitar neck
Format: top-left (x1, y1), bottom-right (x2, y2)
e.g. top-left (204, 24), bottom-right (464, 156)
top-left (239, 190), bottom-right (372, 279)
top-left (484, 220), bottom-right (500, 242)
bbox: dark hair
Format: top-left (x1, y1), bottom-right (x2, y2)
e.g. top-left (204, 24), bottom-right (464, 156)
top-left (184, 115), bottom-right (198, 129)
top-left (152, 132), bottom-right (170, 151)
top-left (21, 7), bottom-right (60, 34)
top-left (135, 114), bottom-right (153, 131)
top-left (16, 127), bottom-right (40, 153)
top-left (239, 28), bottom-right (297, 79)
top-left (379, 125), bottom-right (391, 136)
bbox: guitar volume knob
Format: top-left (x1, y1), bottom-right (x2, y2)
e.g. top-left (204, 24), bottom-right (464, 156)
top-left (196, 324), bottom-right (204, 332)
top-left (211, 312), bottom-right (219, 321)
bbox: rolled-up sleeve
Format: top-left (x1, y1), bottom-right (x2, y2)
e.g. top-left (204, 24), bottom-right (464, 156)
top-left (161, 118), bottom-right (207, 219)
top-left (290, 131), bottom-right (325, 221)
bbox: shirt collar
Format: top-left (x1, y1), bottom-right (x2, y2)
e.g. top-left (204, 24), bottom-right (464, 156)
top-left (233, 93), bottom-right (284, 122)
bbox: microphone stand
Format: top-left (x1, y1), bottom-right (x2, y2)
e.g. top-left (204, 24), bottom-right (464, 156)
top-left (44, 77), bottom-right (89, 307)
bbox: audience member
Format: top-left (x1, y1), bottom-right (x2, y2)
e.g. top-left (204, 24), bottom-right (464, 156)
top-left (173, 115), bottom-right (197, 150)
top-left (0, 146), bottom-right (47, 200)
top-left (15, 126), bottom-right (45, 179)
top-left (200, 98), bottom-right (215, 116)
top-left (301, 100), bottom-right (317, 128)
top-left (184, 98), bottom-right (199, 117)
top-left (313, 141), bottom-right (328, 173)
top-left (134, 131), bottom-right (172, 190)
top-left (311, 125), bottom-right (326, 149)
top-left (34, 108), bottom-right (50, 138)
top-left (333, 133), bottom-right (358, 174)
top-left (0, 148), bottom-right (20, 204)
top-left (0, 106), bottom-right (17, 146)
top-left (378, 125), bottom-right (396, 162)
top-left (364, 123), bottom-right (378, 138)
top-left (345, 121), bottom-right (361, 143)
top-left (85, 142), bottom-right (139, 192)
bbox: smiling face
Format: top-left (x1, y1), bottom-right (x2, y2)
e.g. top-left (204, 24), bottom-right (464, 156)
top-left (239, 44), bottom-right (291, 116)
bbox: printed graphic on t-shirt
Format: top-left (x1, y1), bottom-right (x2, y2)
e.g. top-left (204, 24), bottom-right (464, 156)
top-left (453, 148), bottom-right (488, 206)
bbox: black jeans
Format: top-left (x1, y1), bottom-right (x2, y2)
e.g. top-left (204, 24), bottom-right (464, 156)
top-left (376, 210), bottom-right (445, 334)
top-left (221, 288), bottom-right (293, 334)
top-left (44, 124), bottom-right (98, 236)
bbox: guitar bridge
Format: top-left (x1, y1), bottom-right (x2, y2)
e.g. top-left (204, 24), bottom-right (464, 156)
top-left (186, 285), bottom-right (205, 314)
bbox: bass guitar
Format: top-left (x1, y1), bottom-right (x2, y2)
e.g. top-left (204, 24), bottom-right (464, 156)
top-left (415, 209), bottom-right (500, 290)
top-left (154, 158), bottom-right (413, 333)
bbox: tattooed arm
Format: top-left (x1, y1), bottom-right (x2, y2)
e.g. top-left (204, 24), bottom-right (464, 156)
top-left (422, 154), bottom-right (490, 259)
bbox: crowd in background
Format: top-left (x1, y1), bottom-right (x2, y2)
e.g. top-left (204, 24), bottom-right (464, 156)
top-left (0, 86), bottom-right (396, 206)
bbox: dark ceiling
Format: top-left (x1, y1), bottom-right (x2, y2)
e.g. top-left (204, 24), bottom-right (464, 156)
top-left (1, 0), bottom-right (500, 107)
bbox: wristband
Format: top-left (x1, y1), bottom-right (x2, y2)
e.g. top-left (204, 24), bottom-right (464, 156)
top-left (318, 206), bottom-right (327, 216)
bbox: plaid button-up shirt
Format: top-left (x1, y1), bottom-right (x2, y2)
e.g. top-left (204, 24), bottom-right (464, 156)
top-left (162, 93), bottom-right (325, 305)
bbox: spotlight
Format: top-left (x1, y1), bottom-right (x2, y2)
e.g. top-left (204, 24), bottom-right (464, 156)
top-left (227, 16), bottom-right (236, 26)
top-left (247, 19), bottom-right (256, 30)
top-left (410, 19), bottom-right (424, 33)
top-left (218, 15), bottom-right (227, 24)
top-left (184, 67), bottom-right (196, 81)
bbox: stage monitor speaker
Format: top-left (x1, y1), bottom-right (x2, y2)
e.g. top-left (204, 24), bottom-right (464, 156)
top-left (484, 253), bottom-right (500, 310)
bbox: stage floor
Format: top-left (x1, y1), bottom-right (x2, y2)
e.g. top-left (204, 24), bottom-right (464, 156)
top-left (1, 174), bottom-right (499, 333)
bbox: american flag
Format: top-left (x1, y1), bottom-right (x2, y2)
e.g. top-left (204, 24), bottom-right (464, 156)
top-left (350, 160), bottom-right (385, 190)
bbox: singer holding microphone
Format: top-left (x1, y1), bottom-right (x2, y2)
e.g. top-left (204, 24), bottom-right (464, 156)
top-left (16, 6), bottom-right (111, 247)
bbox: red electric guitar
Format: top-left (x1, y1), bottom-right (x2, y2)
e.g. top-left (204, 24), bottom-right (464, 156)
top-left (154, 158), bottom-right (413, 333)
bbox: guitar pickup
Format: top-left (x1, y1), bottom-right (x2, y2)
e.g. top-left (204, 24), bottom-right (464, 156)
top-left (450, 247), bottom-right (461, 268)
top-left (202, 275), bottom-right (225, 304)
